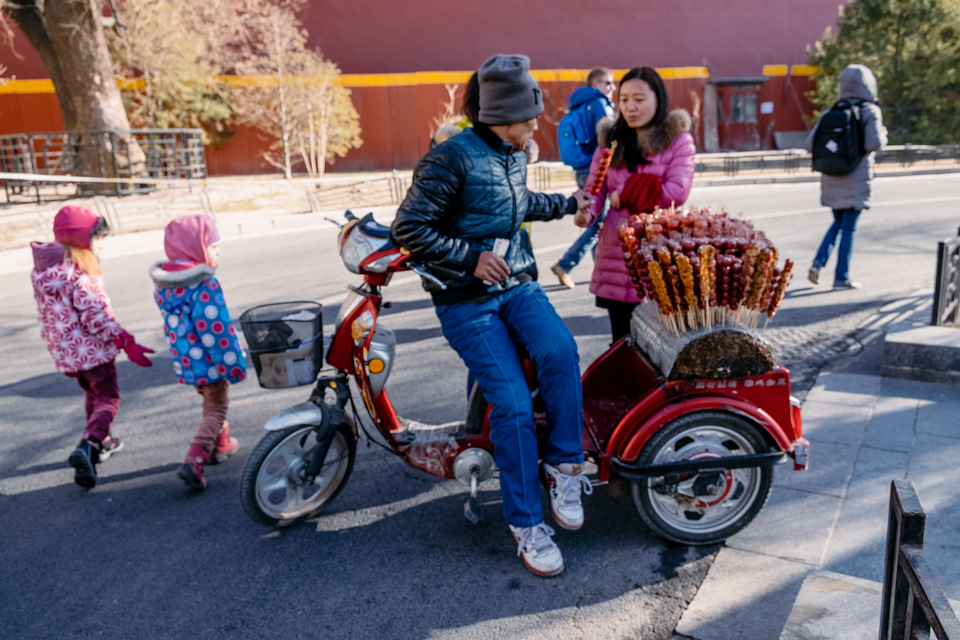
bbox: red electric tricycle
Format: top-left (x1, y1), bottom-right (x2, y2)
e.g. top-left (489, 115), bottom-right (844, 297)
top-left (238, 210), bottom-right (809, 545)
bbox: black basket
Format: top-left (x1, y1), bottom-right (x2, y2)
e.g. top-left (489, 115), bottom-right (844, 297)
top-left (238, 301), bottom-right (323, 389)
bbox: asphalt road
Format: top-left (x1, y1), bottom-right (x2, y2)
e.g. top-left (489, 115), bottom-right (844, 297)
top-left (1, 174), bottom-right (957, 639)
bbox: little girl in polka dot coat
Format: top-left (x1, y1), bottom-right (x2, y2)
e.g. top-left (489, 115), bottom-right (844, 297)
top-left (150, 215), bottom-right (246, 491)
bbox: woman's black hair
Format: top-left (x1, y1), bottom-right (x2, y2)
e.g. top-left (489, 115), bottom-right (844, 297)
top-left (461, 72), bottom-right (480, 125)
top-left (608, 66), bottom-right (669, 170)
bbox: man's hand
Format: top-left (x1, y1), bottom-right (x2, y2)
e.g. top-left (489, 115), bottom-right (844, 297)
top-left (474, 251), bottom-right (510, 283)
top-left (572, 189), bottom-right (594, 213)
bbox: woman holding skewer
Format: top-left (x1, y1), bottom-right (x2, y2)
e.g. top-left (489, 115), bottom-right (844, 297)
top-left (575, 66), bottom-right (696, 342)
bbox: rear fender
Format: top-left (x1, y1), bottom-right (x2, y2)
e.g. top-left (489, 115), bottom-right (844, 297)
top-left (264, 401), bottom-right (324, 431)
top-left (616, 396), bottom-right (794, 463)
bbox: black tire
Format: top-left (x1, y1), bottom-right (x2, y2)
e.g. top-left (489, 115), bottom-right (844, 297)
top-left (240, 420), bottom-right (356, 527)
top-left (630, 411), bottom-right (773, 545)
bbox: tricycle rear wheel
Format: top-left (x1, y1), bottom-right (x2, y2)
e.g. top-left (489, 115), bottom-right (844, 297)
top-left (631, 411), bottom-right (773, 545)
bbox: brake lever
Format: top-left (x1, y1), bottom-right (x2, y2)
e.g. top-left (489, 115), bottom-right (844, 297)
top-left (408, 264), bottom-right (448, 290)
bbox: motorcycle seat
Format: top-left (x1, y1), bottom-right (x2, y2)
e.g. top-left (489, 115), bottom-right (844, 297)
top-left (359, 212), bottom-right (392, 239)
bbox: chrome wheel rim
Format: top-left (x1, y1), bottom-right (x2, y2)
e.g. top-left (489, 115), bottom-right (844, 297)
top-left (644, 425), bottom-right (762, 536)
top-left (255, 427), bottom-right (350, 521)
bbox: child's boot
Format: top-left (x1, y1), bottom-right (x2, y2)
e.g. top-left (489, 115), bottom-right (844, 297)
top-left (98, 434), bottom-right (124, 462)
top-left (177, 444), bottom-right (209, 491)
top-left (68, 438), bottom-right (100, 489)
top-left (208, 421), bottom-right (239, 465)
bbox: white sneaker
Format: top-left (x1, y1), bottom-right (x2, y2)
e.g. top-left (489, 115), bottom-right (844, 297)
top-left (509, 523), bottom-right (564, 577)
top-left (542, 462), bottom-right (593, 530)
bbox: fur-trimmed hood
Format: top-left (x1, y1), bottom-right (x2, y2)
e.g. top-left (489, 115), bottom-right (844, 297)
top-left (150, 261), bottom-right (217, 288)
top-left (597, 109), bottom-right (692, 158)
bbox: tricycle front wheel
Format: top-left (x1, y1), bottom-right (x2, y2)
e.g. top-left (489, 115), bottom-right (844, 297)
top-left (240, 421), bottom-right (356, 527)
top-left (631, 411), bottom-right (773, 545)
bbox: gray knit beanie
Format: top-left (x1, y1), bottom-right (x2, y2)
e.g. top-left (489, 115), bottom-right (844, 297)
top-left (477, 54), bottom-right (543, 125)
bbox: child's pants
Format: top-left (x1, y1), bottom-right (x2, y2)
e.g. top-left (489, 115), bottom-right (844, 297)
top-left (75, 360), bottom-right (120, 444)
top-left (193, 380), bottom-right (229, 455)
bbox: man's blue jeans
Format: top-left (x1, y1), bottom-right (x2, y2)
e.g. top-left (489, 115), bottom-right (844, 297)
top-left (813, 208), bottom-right (861, 283)
top-left (436, 281), bottom-right (584, 527)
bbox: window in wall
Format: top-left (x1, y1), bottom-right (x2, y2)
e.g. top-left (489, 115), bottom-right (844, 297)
top-left (729, 95), bottom-right (743, 123)
top-left (744, 94), bottom-right (758, 123)
top-left (728, 94), bottom-right (759, 124)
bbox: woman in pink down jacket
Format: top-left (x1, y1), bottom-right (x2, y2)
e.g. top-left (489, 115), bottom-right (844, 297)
top-left (577, 66), bottom-right (696, 342)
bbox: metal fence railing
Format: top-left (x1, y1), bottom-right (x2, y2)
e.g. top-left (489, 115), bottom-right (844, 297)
top-left (0, 129), bottom-right (207, 202)
top-left (932, 227), bottom-right (960, 327)
top-left (880, 480), bottom-right (960, 640)
top-left (692, 144), bottom-right (960, 178)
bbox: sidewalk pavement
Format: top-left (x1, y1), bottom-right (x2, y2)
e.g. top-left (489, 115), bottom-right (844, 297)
top-left (672, 299), bottom-right (960, 640)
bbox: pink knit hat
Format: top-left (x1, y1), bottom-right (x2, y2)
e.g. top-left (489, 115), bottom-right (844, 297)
top-left (163, 215), bottom-right (220, 267)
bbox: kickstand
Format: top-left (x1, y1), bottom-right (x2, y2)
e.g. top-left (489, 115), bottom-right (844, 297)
top-left (463, 471), bottom-right (485, 526)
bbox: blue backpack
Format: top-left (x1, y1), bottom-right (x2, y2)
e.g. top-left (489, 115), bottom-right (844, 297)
top-left (557, 102), bottom-right (600, 169)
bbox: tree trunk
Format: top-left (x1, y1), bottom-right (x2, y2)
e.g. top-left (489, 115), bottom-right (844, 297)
top-left (5, 0), bottom-right (145, 193)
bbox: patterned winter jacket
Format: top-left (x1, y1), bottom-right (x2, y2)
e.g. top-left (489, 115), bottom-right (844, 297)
top-left (586, 110), bottom-right (697, 303)
top-left (150, 262), bottom-right (246, 386)
top-left (30, 244), bottom-right (124, 375)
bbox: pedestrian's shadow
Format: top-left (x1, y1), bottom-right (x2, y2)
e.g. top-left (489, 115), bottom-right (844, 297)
top-left (0, 358), bottom-right (178, 399)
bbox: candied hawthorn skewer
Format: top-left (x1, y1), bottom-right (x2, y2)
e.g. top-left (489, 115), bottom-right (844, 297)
top-left (588, 146), bottom-right (615, 196)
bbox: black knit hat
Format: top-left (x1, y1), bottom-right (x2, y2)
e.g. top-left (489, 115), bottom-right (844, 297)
top-left (477, 54), bottom-right (543, 125)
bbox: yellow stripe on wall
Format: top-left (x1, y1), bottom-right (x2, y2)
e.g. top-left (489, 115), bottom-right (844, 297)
top-left (0, 65), bottom-right (798, 95)
top-left (0, 79), bottom-right (56, 94)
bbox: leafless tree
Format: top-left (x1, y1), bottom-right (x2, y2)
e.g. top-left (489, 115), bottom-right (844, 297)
top-left (2, 0), bottom-right (145, 190)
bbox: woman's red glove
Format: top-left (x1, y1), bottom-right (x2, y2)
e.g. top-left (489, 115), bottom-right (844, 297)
top-left (117, 330), bottom-right (155, 367)
top-left (620, 173), bottom-right (664, 214)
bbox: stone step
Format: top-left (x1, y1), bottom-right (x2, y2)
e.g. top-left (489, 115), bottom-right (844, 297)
top-left (883, 321), bottom-right (960, 385)
top-left (779, 570), bottom-right (960, 640)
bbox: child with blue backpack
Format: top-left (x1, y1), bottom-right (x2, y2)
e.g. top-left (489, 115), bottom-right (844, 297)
top-left (149, 215), bottom-right (246, 490)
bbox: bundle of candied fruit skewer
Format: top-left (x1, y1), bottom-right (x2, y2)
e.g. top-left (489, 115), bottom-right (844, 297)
top-left (617, 205), bottom-right (794, 336)
top-left (587, 142), bottom-right (616, 196)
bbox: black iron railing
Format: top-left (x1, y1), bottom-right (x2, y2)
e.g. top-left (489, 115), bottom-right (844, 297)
top-left (880, 480), bottom-right (960, 640)
top-left (0, 129), bottom-right (207, 202)
top-left (932, 227), bottom-right (960, 327)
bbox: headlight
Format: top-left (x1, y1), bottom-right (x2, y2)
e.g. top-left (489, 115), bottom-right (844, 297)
top-left (362, 253), bottom-right (396, 273)
top-left (341, 232), bottom-right (388, 273)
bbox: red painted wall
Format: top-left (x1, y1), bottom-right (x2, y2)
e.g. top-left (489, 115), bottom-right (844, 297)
top-left (1, 0), bottom-right (835, 174)
top-left (4, 1), bottom-right (844, 80)
top-left (309, 0), bottom-right (844, 77)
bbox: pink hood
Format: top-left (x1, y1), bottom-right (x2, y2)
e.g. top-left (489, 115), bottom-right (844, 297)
top-left (163, 215), bottom-right (220, 269)
top-left (31, 241), bottom-right (65, 271)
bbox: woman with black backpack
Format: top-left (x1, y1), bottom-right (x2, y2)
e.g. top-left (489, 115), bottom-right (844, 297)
top-left (804, 64), bottom-right (887, 290)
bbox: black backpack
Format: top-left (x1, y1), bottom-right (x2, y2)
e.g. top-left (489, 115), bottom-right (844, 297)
top-left (811, 99), bottom-right (867, 176)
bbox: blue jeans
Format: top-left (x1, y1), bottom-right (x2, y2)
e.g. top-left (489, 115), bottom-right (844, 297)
top-left (813, 208), bottom-right (861, 283)
top-left (436, 281), bottom-right (584, 527)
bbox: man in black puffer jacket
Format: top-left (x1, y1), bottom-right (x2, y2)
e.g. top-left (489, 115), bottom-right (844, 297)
top-left (391, 54), bottom-right (593, 578)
